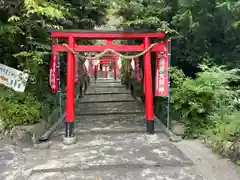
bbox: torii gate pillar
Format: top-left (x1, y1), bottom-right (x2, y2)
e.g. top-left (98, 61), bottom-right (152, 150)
top-left (65, 36), bottom-right (76, 143)
top-left (144, 37), bottom-right (154, 133)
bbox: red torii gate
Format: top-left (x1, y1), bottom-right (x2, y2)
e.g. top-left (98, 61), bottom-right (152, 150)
top-left (51, 30), bottom-right (166, 142)
top-left (85, 53), bottom-right (118, 79)
top-left (97, 54), bottom-right (118, 79)
top-left (100, 59), bottom-right (110, 79)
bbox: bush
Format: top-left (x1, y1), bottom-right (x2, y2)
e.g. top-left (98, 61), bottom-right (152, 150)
top-left (170, 64), bottom-right (239, 137)
top-left (204, 111), bottom-right (240, 164)
top-left (0, 86), bottom-right (41, 130)
top-left (166, 64), bottom-right (240, 163)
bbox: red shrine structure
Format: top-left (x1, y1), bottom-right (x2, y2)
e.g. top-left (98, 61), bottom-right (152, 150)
top-left (51, 30), bottom-right (168, 140)
top-left (84, 54), bottom-right (118, 79)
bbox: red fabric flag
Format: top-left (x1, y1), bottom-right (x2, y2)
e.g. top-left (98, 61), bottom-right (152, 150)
top-left (135, 58), bottom-right (141, 82)
top-left (49, 52), bottom-right (59, 93)
top-left (155, 41), bottom-right (169, 97)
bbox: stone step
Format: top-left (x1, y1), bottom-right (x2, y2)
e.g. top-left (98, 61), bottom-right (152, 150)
top-left (86, 87), bottom-right (128, 95)
top-left (77, 101), bottom-right (144, 115)
top-left (28, 166), bottom-right (202, 180)
top-left (26, 133), bottom-right (195, 180)
top-left (93, 79), bottom-right (120, 83)
top-left (95, 71), bottom-right (114, 78)
top-left (55, 114), bottom-right (163, 135)
top-left (90, 81), bottom-right (121, 87)
top-left (90, 84), bottom-right (124, 88)
top-left (81, 94), bottom-right (135, 103)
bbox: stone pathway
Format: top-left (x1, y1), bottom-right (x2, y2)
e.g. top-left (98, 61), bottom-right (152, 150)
top-left (0, 79), bottom-right (207, 179)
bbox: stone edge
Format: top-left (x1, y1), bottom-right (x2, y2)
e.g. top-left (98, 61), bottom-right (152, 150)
top-left (134, 97), bottom-right (182, 142)
top-left (38, 93), bottom-right (81, 142)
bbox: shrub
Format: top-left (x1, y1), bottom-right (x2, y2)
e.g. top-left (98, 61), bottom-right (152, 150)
top-left (0, 86), bottom-right (41, 130)
top-left (170, 64), bottom-right (239, 137)
top-left (204, 111), bottom-right (240, 163)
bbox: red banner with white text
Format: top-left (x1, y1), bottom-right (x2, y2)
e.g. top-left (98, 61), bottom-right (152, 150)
top-left (49, 52), bottom-right (59, 93)
top-left (134, 58), bottom-right (141, 82)
top-left (155, 41), bottom-right (168, 97)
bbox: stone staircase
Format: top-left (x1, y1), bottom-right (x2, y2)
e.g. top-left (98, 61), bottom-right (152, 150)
top-left (1, 79), bottom-right (204, 180)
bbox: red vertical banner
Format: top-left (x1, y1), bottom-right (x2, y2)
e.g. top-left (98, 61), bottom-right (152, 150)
top-left (94, 65), bottom-right (98, 79)
top-left (135, 58), bottom-right (141, 82)
top-left (155, 41), bottom-right (168, 97)
top-left (89, 61), bottom-right (93, 77)
top-left (113, 56), bottom-right (117, 79)
top-left (75, 55), bottom-right (80, 83)
top-left (49, 52), bottom-right (59, 93)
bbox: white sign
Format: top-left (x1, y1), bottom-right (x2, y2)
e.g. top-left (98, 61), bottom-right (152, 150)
top-left (0, 63), bottom-right (29, 92)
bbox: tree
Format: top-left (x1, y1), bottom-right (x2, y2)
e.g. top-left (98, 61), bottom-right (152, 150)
top-left (114, 0), bottom-right (240, 72)
top-left (0, 0), bottom-right (109, 129)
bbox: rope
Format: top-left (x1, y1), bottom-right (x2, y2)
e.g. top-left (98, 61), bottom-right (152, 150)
top-left (62, 43), bottom-right (158, 60)
top-left (63, 44), bottom-right (85, 60)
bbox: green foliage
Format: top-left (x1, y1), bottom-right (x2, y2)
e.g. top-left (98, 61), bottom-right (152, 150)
top-left (204, 111), bottom-right (240, 163)
top-left (0, 0), bottom-right (109, 129)
top-left (170, 64), bottom-right (239, 136)
top-left (115, 0), bottom-right (240, 69)
top-left (114, 0), bottom-right (177, 34)
top-left (0, 86), bottom-right (41, 129)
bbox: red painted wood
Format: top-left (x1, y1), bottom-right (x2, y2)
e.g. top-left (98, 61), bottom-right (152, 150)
top-left (106, 40), bottom-right (113, 46)
top-left (51, 32), bottom-right (165, 39)
top-left (144, 37), bottom-right (154, 121)
top-left (66, 36), bottom-right (75, 123)
top-left (100, 59), bottom-right (110, 65)
top-left (52, 44), bottom-right (165, 52)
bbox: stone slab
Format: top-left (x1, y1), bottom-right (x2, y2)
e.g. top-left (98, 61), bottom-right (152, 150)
top-left (23, 132), bottom-right (201, 179)
top-left (95, 71), bottom-right (115, 79)
top-left (89, 82), bottom-right (123, 87)
top-left (22, 133), bottom-right (191, 170)
top-left (81, 94), bottom-right (135, 102)
top-left (54, 114), bottom-right (163, 135)
top-left (86, 87), bottom-right (129, 94)
top-left (77, 101), bottom-right (144, 115)
top-left (28, 166), bottom-right (204, 180)
top-left (0, 148), bottom-right (15, 175)
top-left (77, 114), bottom-right (146, 129)
top-left (0, 145), bottom-right (31, 180)
top-left (93, 79), bottom-right (120, 83)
